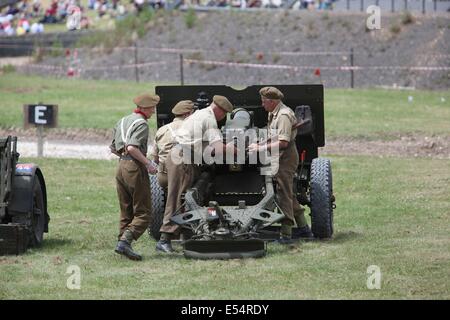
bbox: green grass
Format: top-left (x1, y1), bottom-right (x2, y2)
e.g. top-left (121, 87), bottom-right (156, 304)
top-left (0, 74), bottom-right (160, 130)
top-left (1, 74), bottom-right (449, 138)
top-left (0, 156), bottom-right (449, 299)
top-left (325, 88), bottom-right (450, 138)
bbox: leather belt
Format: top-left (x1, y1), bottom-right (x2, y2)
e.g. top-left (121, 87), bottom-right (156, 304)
top-left (120, 155), bottom-right (134, 160)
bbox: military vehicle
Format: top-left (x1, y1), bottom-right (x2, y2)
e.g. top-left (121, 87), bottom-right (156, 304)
top-left (0, 136), bottom-right (50, 255)
top-left (148, 85), bottom-right (335, 259)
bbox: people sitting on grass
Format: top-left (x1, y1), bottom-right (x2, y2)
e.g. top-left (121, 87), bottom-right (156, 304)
top-left (30, 21), bottom-right (44, 33)
top-left (39, 0), bottom-right (59, 23)
top-left (149, 0), bottom-right (165, 10)
top-left (15, 13), bottom-right (29, 35)
top-left (0, 15), bottom-right (15, 36)
top-left (32, 0), bottom-right (43, 17)
top-left (66, 2), bottom-right (81, 30)
top-left (300, 0), bottom-right (334, 10)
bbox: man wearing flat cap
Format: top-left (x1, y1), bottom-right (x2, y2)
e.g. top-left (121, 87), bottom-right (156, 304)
top-left (150, 100), bottom-right (195, 190)
top-left (156, 95), bottom-right (236, 253)
top-left (110, 93), bottom-right (159, 260)
top-left (249, 87), bottom-right (313, 243)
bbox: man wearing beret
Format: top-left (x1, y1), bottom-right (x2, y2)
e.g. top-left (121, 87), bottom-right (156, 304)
top-left (150, 100), bottom-right (195, 189)
top-left (110, 93), bottom-right (159, 260)
top-left (156, 95), bottom-right (236, 253)
top-left (248, 87), bottom-right (314, 243)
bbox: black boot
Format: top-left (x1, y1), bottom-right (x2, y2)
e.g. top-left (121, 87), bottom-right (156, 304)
top-left (156, 239), bottom-right (174, 253)
top-left (292, 225), bottom-right (315, 240)
top-left (276, 236), bottom-right (295, 245)
top-left (115, 229), bottom-right (142, 261)
top-left (276, 224), bottom-right (294, 244)
top-left (115, 240), bottom-right (142, 261)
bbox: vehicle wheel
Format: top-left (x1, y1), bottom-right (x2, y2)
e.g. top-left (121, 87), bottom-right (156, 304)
top-left (310, 158), bottom-right (334, 239)
top-left (30, 177), bottom-right (45, 246)
top-left (148, 174), bottom-right (165, 240)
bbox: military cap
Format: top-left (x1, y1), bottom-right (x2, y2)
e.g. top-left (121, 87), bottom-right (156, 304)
top-left (259, 87), bottom-right (284, 100)
top-left (133, 94), bottom-right (160, 108)
top-left (172, 100), bottom-right (195, 116)
top-left (213, 95), bottom-right (233, 113)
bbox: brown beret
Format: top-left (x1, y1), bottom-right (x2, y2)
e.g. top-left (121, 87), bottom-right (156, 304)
top-left (172, 100), bottom-right (194, 116)
top-left (213, 95), bottom-right (233, 113)
top-left (133, 94), bottom-right (160, 108)
top-left (259, 87), bottom-right (284, 100)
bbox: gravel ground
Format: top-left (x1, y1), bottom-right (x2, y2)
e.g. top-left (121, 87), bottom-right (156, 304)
top-left (13, 133), bottom-right (450, 160)
top-left (20, 11), bottom-right (450, 89)
top-left (17, 141), bottom-right (117, 160)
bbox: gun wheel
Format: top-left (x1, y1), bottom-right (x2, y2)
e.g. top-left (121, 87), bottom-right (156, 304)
top-left (148, 174), bottom-right (165, 240)
top-left (310, 158), bottom-right (334, 239)
top-left (30, 177), bottom-right (45, 246)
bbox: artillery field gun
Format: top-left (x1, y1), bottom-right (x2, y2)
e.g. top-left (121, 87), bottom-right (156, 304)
top-left (149, 85), bottom-right (335, 259)
top-left (0, 136), bottom-right (49, 255)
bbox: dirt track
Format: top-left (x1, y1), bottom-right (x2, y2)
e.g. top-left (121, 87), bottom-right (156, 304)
top-left (5, 128), bottom-right (449, 160)
top-left (322, 134), bottom-right (450, 159)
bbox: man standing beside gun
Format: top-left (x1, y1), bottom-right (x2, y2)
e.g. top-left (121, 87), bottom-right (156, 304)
top-left (248, 87), bottom-right (314, 243)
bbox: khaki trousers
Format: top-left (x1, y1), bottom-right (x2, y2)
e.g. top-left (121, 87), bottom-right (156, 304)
top-left (116, 160), bottom-right (152, 240)
top-left (159, 148), bottom-right (197, 236)
top-left (157, 162), bottom-right (168, 190)
top-left (274, 144), bottom-right (305, 227)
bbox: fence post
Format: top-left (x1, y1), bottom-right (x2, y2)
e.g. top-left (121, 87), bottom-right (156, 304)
top-left (346, 0), bottom-right (350, 10)
top-left (422, 0), bottom-right (425, 14)
top-left (180, 54), bottom-right (184, 86)
top-left (433, 0), bottom-right (437, 12)
top-left (404, 0), bottom-right (407, 11)
top-left (391, 0), bottom-right (394, 12)
top-left (134, 42), bottom-right (139, 83)
top-left (360, 0), bottom-right (364, 12)
top-left (375, 0), bottom-right (379, 7)
top-left (350, 48), bottom-right (354, 89)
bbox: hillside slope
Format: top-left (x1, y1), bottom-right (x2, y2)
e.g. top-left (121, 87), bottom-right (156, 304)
top-left (33, 10), bottom-right (450, 89)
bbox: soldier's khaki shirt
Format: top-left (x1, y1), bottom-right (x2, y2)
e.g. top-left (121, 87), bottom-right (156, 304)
top-left (150, 117), bottom-right (184, 165)
top-left (175, 106), bottom-right (222, 148)
top-left (110, 113), bottom-right (149, 156)
top-left (268, 102), bottom-right (297, 143)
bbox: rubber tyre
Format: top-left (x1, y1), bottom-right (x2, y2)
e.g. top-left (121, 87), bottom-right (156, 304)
top-left (30, 177), bottom-right (45, 246)
top-left (310, 158), bottom-right (334, 239)
top-left (148, 174), bottom-right (165, 240)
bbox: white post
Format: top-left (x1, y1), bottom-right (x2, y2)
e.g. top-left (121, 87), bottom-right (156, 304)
top-left (37, 125), bottom-right (44, 158)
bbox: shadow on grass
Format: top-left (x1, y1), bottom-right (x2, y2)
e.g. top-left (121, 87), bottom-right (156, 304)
top-left (331, 231), bottom-right (363, 243)
top-left (41, 238), bottom-right (75, 250)
top-left (154, 252), bottom-right (187, 260)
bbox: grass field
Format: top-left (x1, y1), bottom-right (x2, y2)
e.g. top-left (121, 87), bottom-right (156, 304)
top-left (1, 74), bottom-right (449, 138)
top-left (0, 73), bottom-right (449, 299)
top-left (0, 156), bottom-right (449, 299)
top-left (0, 74), bottom-right (159, 130)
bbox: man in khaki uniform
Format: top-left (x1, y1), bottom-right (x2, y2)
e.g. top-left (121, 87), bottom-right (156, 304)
top-left (156, 95), bottom-right (236, 253)
top-left (150, 100), bottom-right (195, 190)
top-left (110, 93), bottom-right (159, 260)
top-left (248, 87), bottom-right (313, 243)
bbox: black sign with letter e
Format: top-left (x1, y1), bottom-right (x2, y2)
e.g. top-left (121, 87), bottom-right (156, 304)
top-left (24, 104), bottom-right (58, 128)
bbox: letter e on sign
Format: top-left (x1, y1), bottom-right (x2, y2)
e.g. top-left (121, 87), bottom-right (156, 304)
top-left (35, 106), bottom-right (47, 124)
top-left (24, 104), bottom-right (58, 128)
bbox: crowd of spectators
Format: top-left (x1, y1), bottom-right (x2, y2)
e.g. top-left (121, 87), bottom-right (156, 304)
top-left (1, 0), bottom-right (93, 36)
top-left (188, 0), bottom-right (336, 9)
top-left (0, 0), bottom-right (336, 37)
